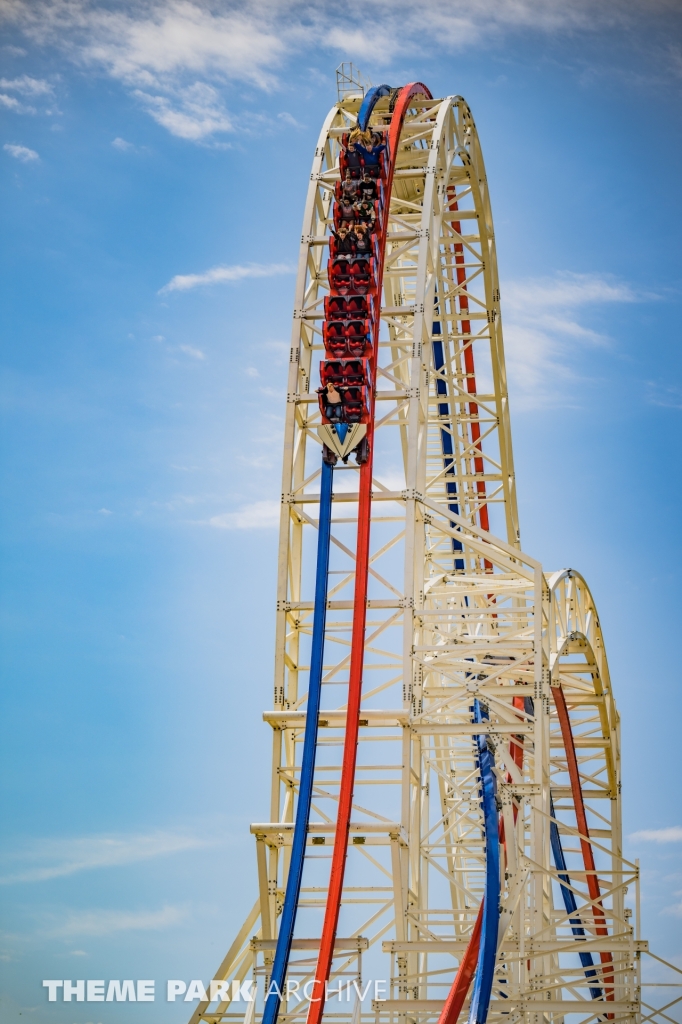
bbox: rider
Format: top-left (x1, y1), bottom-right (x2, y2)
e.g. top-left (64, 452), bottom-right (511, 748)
top-left (355, 133), bottom-right (386, 177)
top-left (344, 141), bottom-right (363, 178)
top-left (337, 195), bottom-right (356, 227)
top-left (321, 382), bottom-right (344, 421)
top-left (349, 126), bottom-right (372, 147)
top-left (354, 195), bottom-right (375, 229)
top-left (359, 171), bottom-right (377, 202)
top-left (353, 224), bottom-right (372, 259)
top-left (331, 225), bottom-right (356, 259)
top-left (341, 170), bottom-right (359, 200)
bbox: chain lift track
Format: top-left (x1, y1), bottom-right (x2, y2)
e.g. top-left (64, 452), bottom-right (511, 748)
top-left (187, 86), bottom-right (677, 1024)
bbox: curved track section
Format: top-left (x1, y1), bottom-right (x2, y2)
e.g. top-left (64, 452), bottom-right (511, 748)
top-left (189, 89), bottom-right (641, 1024)
top-left (357, 85), bottom-right (392, 131)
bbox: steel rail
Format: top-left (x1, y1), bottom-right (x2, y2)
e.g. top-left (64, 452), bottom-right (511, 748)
top-left (437, 903), bottom-right (484, 1024)
top-left (467, 700), bottom-right (500, 1024)
top-left (357, 85), bottom-right (392, 131)
top-left (435, 174), bottom-right (506, 1023)
top-left (432, 321), bottom-right (465, 570)
top-left (306, 82), bottom-right (433, 1024)
top-left (552, 684), bottom-right (615, 1006)
top-left (549, 795), bottom-right (603, 1000)
top-left (446, 187), bottom-right (490, 536)
top-left (261, 459), bottom-right (335, 1024)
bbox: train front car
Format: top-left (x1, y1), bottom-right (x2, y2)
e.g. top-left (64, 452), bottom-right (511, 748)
top-left (188, 82), bottom-right (646, 1024)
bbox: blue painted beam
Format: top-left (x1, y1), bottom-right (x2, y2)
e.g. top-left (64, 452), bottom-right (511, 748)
top-left (432, 316), bottom-right (464, 570)
top-left (357, 85), bottom-right (392, 131)
top-left (261, 457), bottom-right (334, 1024)
top-left (468, 700), bottom-right (500, 1024)
top-left (550, 796), bottom-right (602, 999)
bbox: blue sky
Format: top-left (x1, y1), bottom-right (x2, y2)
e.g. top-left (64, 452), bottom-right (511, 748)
top-left (1, 0), bottom-right (681, 1019)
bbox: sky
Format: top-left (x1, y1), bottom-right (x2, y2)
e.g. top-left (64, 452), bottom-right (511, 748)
top-left (1, 0), bottom-right (681, 1020)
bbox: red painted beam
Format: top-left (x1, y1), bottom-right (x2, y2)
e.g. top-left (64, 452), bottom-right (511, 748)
top-left (437, 901), bottom-right (484, 1024)
top-left (306, 82), bottom-right (432, 1024)
top-left (445, 186), bottom-right (490, 538)
top-left (552, 685), bottom-right (614, 1005)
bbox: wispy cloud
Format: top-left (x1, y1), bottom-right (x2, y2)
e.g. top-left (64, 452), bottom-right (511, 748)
top-left (51, 904), bottom-right (185, 937)
top-left (2, 1), bottom-right (679, 140)
top-left (0, 74), bottom-right (53, 114)
top-left (160, 262), bottom-right (294, 294)
top-left (0, 830), bottom-right (207, 885)
top-left (0, 74), bottom-right (53, 96)
top-left (277, 110), bottom-right (305, 129)
top-left (178, 344), bottom-right (205, 359)
top-left (134, 81), bottom-right (232, 140)
top-left (0, 94), bottom-right (25, 111)
top-left (630, 826), bottom-right (682, 843)
top-left (646, 382), bottom-right (682, 410)
top-left (1, 0), bottom-right (287, 139)
top-left (112, 136), bottom-right (133, 150)
top-left (210, 500), bottom-right (280, 529)
top-left (3, 142), bottom-right (39, 161)
top-left (503, 271), bottom-right (640, 409)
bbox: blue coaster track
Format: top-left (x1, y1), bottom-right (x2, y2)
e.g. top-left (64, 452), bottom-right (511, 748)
top-left (549, 796), bottom-right (602, 999)
top-left (357, 85), bottom-right (393, 131)
top-left (261, 456), bottom-right (335, 1024)
top-left (467, 701), bottom-right (500, 1024)
top-left (432, 317), bottom-right (465, 570)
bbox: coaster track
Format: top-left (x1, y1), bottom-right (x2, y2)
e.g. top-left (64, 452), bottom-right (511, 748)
top-left (188, 83), bottom-right (656, 1024)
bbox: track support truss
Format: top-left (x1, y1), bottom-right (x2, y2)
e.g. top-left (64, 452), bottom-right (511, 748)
top-left (188, 87), bottom-right (676, 1024)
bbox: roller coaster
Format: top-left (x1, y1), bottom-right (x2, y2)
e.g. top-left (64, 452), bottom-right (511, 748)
top-left (188, 69), bottom-right (678, 1024)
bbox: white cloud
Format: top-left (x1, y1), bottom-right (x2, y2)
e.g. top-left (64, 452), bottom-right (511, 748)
top-left (0, 74), bottom-right (54, 114)
top-left (1, 0), bottom-right (289, 139)
top-left (160, 262), bottom-right (294, 293)
top-left (3, 0), bottom-right (677, 140)
top-left (506, 273), bottom-right (637, 311)
top-left (0, 94), bottom-right (26, 111)
top-left (630, 826), bottom-right (682, 843)
top-left (374, 468), bottom-right (407, 492)
top-left (502, 271), bottom-right (640, 410)
top-left (79, 3), bottom-right (285, 89)
top-left (178, 344), bottom-right (205, 359)
top-left (0, 830), bottom-right (206, 885)
top-left (277, 111), bottom-right (304, 129)
top-left (210, 500), bottom-right (280, 529)
top-left (97, 507), bottom-right (112, 515)
top-left (0, 74), bottom-right (53, 96)
top-left (112, 136), bottom-right (133, 150)
top-left (52, 905), bottom-right (184, 937)
top-left (3, 142), bottom-right (39, 161)
top-left (134, 81), bottom-right (232, 140)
